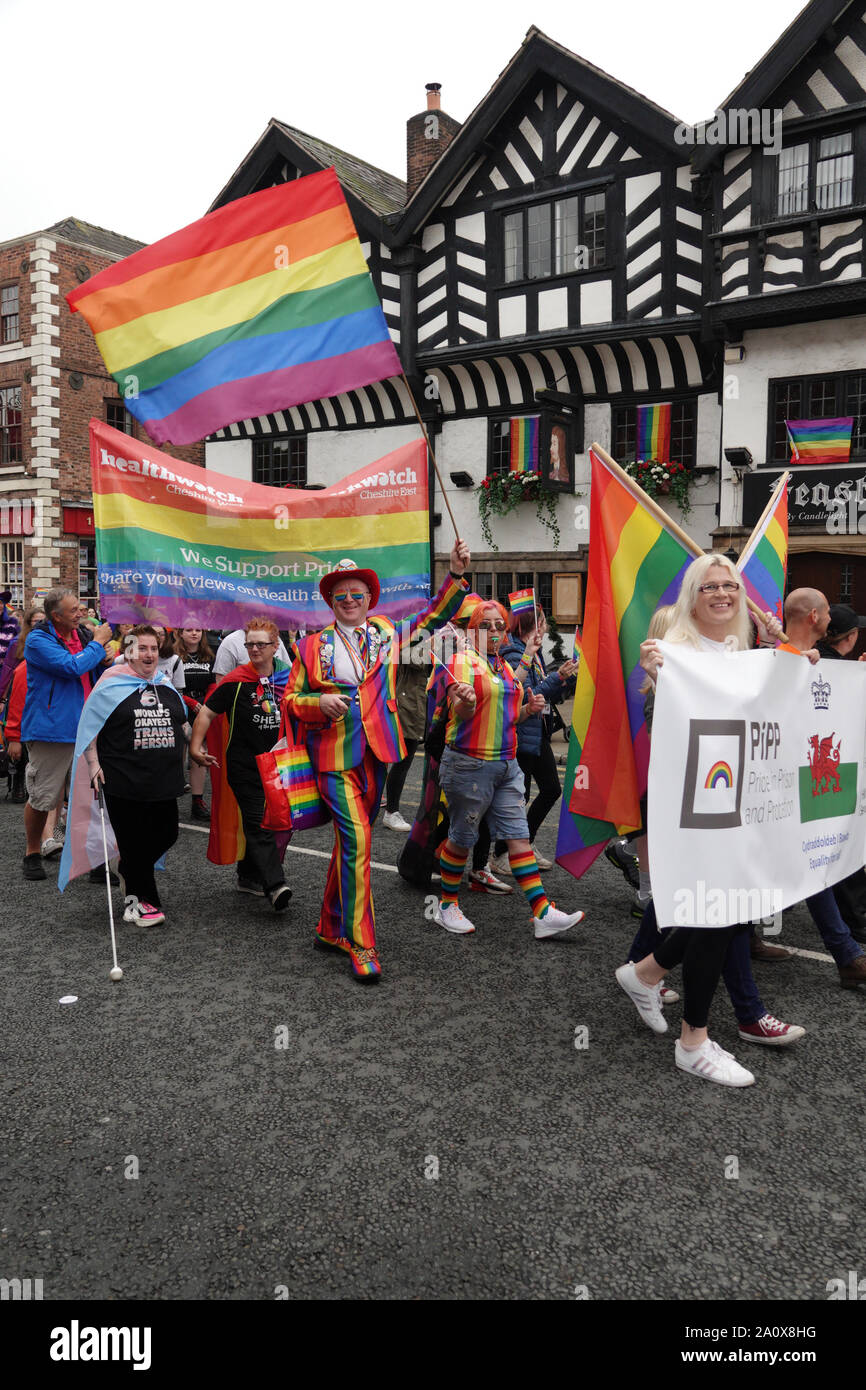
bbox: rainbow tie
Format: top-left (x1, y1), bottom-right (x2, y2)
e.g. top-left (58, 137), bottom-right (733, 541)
top-left (355, 626), bottom-right (368, 669)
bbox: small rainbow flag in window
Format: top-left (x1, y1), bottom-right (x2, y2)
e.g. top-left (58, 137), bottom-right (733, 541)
top-left (785, 417), bottom-right (853, 464)
top-left (636, 403), bottom-right (671, 462)
top-left (509, 416), bottom-right (539, 472)
top-left (508, 587), bottom-right (537, 620)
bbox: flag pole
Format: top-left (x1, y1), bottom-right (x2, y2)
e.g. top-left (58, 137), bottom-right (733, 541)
top-left (590, 443), bottom-right (786, 636)
top-left (401, 373), bottom-right (460, 539)
top-left (736, 470), bottom-right (790, 562)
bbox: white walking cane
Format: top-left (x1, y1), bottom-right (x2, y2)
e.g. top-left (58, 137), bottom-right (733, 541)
top-left (95, 781), bottom-right (123, 982)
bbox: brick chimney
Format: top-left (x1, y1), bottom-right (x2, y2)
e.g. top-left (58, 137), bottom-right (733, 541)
top-left (406, 83), bottom-right (461, 198)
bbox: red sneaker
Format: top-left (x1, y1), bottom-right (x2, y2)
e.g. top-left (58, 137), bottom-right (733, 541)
top-left (737, 1013), bottom-right (805, 1046)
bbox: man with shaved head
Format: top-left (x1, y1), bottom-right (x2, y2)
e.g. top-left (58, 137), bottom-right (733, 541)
top-left (778, 585), bottom-right (866, 986)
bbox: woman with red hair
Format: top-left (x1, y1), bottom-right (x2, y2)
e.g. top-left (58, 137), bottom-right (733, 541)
top-left (432, 599), bottom-right (586, 938)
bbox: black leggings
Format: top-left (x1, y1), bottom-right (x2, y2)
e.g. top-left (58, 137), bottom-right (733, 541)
top-left (229, 765), bottom-right (285, 892)
top-left (494, 738), bottom-right (561, 857)
top-left (385, 739), bottom-right (420, 813)
top-left (104, 793), bottom-right (179, 909)
top-left (652, 925), bottom-right (740, 1030)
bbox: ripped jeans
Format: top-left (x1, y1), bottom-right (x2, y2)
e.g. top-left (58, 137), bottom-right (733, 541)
top-left (437, 745), bottom-right (529, 848)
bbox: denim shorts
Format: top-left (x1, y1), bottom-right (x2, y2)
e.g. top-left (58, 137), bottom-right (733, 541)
top-left (438, 745), bottom-right (529, 848)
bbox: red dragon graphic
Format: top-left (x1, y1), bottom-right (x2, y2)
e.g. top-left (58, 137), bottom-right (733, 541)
top-left (807, 733), bottom-right (841, 796)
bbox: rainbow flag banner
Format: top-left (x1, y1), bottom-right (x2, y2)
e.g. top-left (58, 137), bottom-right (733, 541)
top-left (636, 403), bottom-right (671, 462)
top-left (786, 417), bottom-right (853, 464)
top-left (555, 447), bottom-right (693, 879)
top-left (509, 416), bottom-right (539, 472)
top-left (736, 472), bottom-right (789, 624)
top-left (508, 588), bottom-right (536, 619)
top-left (66, 169), bottom-right (403, 446)
top-left (90, 420), bottom-right (429, 629)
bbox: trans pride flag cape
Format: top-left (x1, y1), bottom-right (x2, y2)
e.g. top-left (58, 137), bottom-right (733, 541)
top-left (205, 661), bottom-right (291, 866)
top-left (90, 421), bottom-right (430, 631)
top-left (737, 472), bottom-right (789, 625)
top-left (66, 169), bottom-right (402, 446)
top-left (555, 448), bottom-right (692, 880)
top-left (58, 664), bottom-right (187, 890)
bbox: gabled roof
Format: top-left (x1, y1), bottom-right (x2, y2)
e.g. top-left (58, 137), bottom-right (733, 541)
top-left (393, 25), bottom-right (687, 238)
top-left (43, 217), bottom-right (145, 259)
top-left (209, 119), bottom-right (405, 238)
top-left (693, 0), bottom-right (855, 170)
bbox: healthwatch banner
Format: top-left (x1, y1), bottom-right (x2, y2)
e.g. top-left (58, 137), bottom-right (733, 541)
top-left (90, 421), bottom-right (430, 629)
top-left (648, 644), bottom-right (866, 929)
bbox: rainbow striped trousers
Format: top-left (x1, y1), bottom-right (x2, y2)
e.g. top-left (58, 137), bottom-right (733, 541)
top-left (316, 748), bottom-right (387, 949)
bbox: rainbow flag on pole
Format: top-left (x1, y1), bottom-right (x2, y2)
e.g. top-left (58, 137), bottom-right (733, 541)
top-left (66, 169), bottom-right (403, 446)
top-left (509, 416), bottom-right (539, 472)
top-left (785, 417), bottom-right (853, 464)
top-left (90, 420), bottom-right (429, 630)
top-left (736, 472), bottom-right (789, 624)
top-left (555, 447), bottom-right (693, 879)
top-left (508, 588), bottom-right (536, 620)
top-left (636, 403), bottom-right (671, 462)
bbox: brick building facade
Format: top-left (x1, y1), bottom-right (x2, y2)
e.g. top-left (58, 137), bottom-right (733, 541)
top-left (0, 218), bottom-right (204, 611)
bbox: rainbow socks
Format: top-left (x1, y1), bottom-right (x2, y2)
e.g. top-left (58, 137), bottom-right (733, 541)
top-left (509, 849), bottom-right (551, 918)
top-left (439, 842), bottom-right (469, 905)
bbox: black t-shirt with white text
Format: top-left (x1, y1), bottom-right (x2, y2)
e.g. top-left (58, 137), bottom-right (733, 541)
top-left (204, 677), bottom-right (281, 775)
top-left (97, 685), bottom-right (187, 801)
top-left (182, 655), bottom-right (215, 704)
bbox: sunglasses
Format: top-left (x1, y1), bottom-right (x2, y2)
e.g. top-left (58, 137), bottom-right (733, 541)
top-left (478, 621), bottom-right (507, 631)
top-left (332, 590), bottom-right (367, 603)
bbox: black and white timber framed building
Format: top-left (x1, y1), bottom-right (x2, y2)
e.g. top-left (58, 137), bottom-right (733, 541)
top-left (205, 0), bottom-right (866, 626)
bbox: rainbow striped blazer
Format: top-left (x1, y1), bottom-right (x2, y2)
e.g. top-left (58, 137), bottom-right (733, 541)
top-left (284, 575), bottom-right (467, 772)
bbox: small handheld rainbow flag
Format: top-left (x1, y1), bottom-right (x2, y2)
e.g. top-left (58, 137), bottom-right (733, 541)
top-left (636, 403), bottom-right (671, 463)
top-left (509, 588), bottom-right (537, 621)
top-left (785, 417), bottom-right (853, 464)
top-left (737, 472), bottom-right (789, 626)
top-left (66, 168), bottom-right (402, 446)
top-left (509, 417), bottom-right (539, 473)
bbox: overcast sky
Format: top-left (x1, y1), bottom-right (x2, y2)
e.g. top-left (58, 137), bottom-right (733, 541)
top-left (4, 0), bottom-right (807, 247)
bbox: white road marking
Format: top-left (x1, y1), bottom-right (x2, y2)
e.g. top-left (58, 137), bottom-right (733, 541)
top-left (178, 822), bottom-right (399, 874)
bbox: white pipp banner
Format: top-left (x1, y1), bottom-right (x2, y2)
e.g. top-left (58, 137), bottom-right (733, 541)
top-left (649, 645), bottom-right (866, 928)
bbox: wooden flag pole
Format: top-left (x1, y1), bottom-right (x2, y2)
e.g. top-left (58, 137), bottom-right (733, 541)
top-left (739, 469), bottom-right (790, 548)
top-left (402, 373), bottom-right (461, 539)
top-left (590, 442), bottom-right (787, 638)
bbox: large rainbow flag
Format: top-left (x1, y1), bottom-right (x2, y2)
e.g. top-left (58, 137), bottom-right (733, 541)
top-left (90, 420), bottom-right (429, 629)
top-left (786, 417), bottom-right (853, 464)
top-left (736, 472), bottom-right (789, 624)
top-left (555, 447), bottom-right (693, 879)
top-left (509, 416), bottom-right (539, 472)
top-left (636, 403), bottom-right (671, 462)
top-left (66, 169), bottom-right (403, 446)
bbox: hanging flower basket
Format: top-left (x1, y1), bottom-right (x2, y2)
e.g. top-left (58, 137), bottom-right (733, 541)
top-left (477, 471), bottom-right (561, 551)
top-left (624, 458), bottom-right (693, 516)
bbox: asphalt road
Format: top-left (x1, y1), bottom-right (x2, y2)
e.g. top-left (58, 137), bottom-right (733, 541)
top-left (2, 752), bottom-right (865, 1303)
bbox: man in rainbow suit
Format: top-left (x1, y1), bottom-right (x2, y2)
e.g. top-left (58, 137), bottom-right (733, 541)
top-left (284, 538), bottom-right (470, 982)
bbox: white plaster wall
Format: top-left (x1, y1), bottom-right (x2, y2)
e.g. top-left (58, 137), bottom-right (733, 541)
top-left (719, 316), bottom-right (866, 526)
top-left (205, 439), bottom-right (253, 482)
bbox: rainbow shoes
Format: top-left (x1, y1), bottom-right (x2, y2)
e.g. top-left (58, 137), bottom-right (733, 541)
top-left (314, 933), bottom-right (381, 982)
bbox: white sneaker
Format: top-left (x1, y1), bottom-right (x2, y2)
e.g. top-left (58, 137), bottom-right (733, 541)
top-left (532, 848), bottom-right (553, 870)
top-left (533, 905), bottom-right (585, 939)
top-left (675, 1037), bottom-right (755, 1087)
top-left (615, 961), bottom-right (668, 1034)
top-left (489, 853), bottom-right (511, 875)
top-left (660, 986), bottom-right (680, 1005)
top-left (433, 902), bottom-right (475, 934)
top-left (123, 896), bottom-right (165, 927)
top-left (382, 810), bottom-right (412, 832)
top-left (41, 836), bottom-right (64, 858)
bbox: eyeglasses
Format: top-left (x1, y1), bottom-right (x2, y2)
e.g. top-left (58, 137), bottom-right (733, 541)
top-left (244, 640), bottom-right (274, 649)
top-left (332, 590), bottom-right (367, 603)
top-left (478, 621), bottom-right (507, 631)
top-left (698, 582), bottom-right (740, 595)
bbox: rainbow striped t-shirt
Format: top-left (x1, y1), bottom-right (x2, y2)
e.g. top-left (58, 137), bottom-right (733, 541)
top-left (436, 648), bottom-right (524, 761)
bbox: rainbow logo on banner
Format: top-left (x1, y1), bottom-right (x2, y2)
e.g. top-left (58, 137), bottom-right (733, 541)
top-left (636, 403), bottom-right (671, 463)
top-left (508, 588), bottom-right (536, 619)
top-left (509, 417), bottom-right (539, 473)
top-left (786, 417), bottom-right (853, 465)
top-left (556, 448), bottom-right (693, 880)
top-left (66, 169), bottom-right (403, 447)
top-left (90, 420), bottom-right (430, 630)
top-left (704, 761), bottom-right (733, 789)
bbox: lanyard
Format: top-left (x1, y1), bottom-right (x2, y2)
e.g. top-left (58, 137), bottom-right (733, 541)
top-left (335, 627), bottom-right (367, 684)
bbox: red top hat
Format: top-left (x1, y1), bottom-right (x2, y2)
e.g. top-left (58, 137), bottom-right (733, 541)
top-left (319, 558), bottom-right (380, 609)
